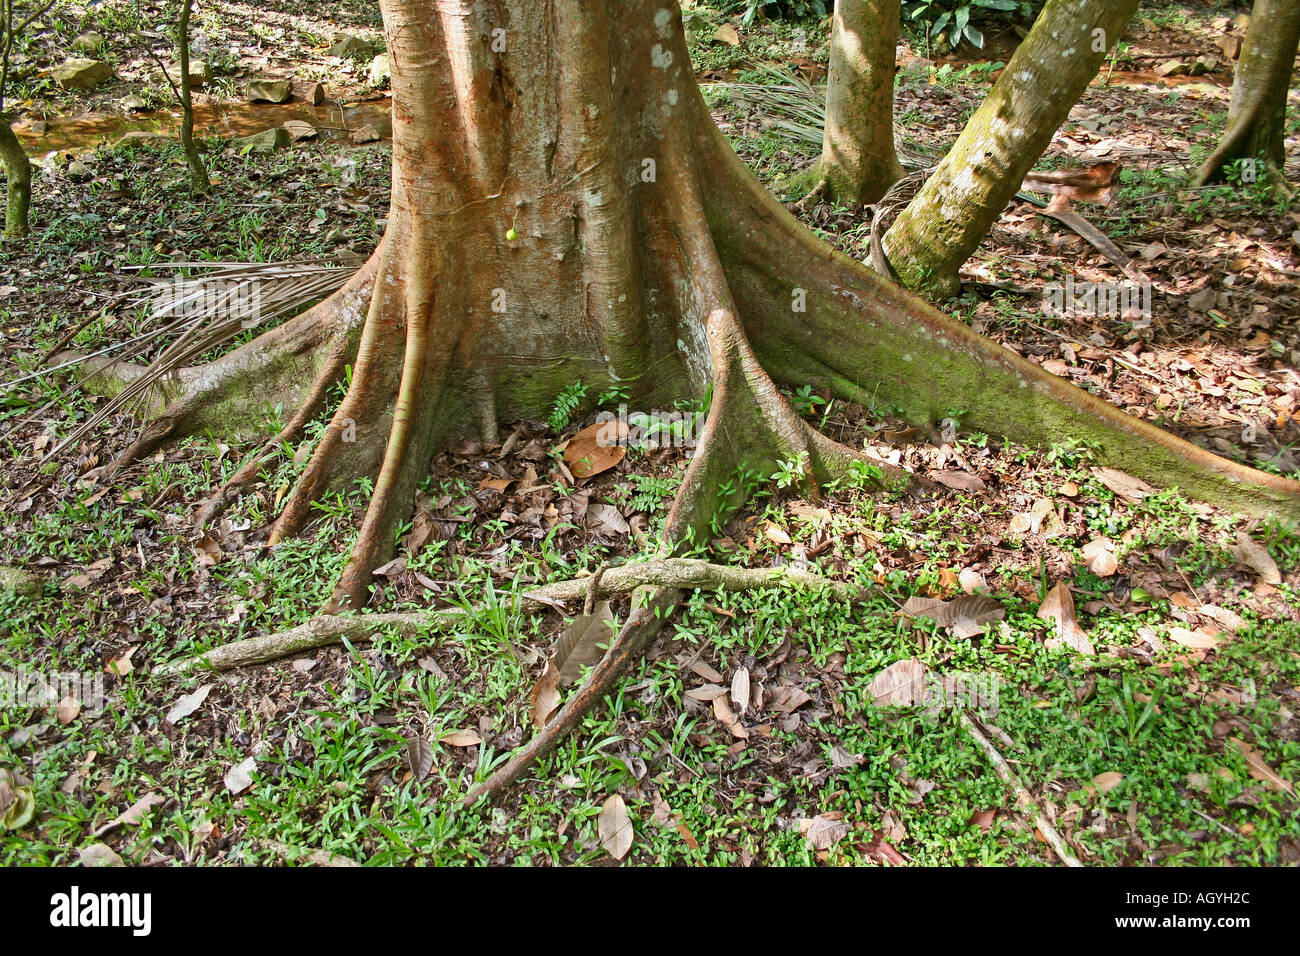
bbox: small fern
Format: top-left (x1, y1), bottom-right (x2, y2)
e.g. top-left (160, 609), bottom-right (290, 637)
top-left (548, 381), bottom-right (588, 433)
top-left (626, 474), bottom-right (680, 513)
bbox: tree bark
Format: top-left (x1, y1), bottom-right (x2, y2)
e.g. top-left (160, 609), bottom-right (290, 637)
top-left (817, 0), bottom-right (904, 205)
top-left (1194, 0), bottom-right (1300, 190)
top-left (0, 115), bottom-right (29, 236)
top-left (883, 0), bottom-right (1140, 295)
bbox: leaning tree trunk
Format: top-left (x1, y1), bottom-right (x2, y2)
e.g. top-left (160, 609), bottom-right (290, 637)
top-left (110, 0), bottom-right (1299, 799)
top-left (883, 0), bottom-right (1140, 295)
top-left (815, 0), bottom-right (904, 205)
top-left (1194, 0), bottom-right (1300, 191)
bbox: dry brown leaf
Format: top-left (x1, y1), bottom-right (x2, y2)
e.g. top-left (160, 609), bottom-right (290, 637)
top-left (932, 470), bottom-right (986, 491)
top-left (867, 658), bottom-right (927, 707)
top-left (730, 666), bottom-right (751, 717)
top-left (762, 521), bottom-right (792, 545)
top-left (1037, 582), bottom-right (1095, 655)
top-left (193, 534), bottom-right (223, 567)
top-left (598, 793), bottom-right (634, 860)
top-left (945, 594), bottom-right (1006, 638)
top-left (404, 736), bottom-right (433, 781)
top-left (1028, 498), bottom-right (1059, 535)
top-left (401, 509), bottom-right (436, 557)
top-left (1082, 537), bottom-right (1118, 577)
top-left (1198, 604), bottom-right (1246, 633)
top-left (903, 594), bottom-right (1003, 637)
top-left (79, 843), bottom-right (125, 867)
top-left (530, 603), bottom-right (616, 727)
top-left (900, 595), bottom-right (950, 619)
top-left (554, 602), bottom-right (615, 684)
top-left (829, 745), bottom-right (864, 769)
top-left (56, 694), bottom-right (80, 724)
top-left (685, 683), bottom-right (728, 702)
top-left (1091, 466), bottom-right (1154, 501)
top-left (689, 660), bottom-right (725, 683)
top-left (224, 757), bottom-right (256, 794)
top-left (371, 556), bottom-right (407, 576)
top-left (106, 646), bottom-right (136, 677)
top-left (1092, 771), bottom-right (1124, 793)
top-left (802, 814), bottom-right (849, 851)
top-left (1233, 532), bottom-right (1281, 585)
top-left (94, 792), bottom-right (165, 836)
top-left (529, 663), bottom-right (562, 729)
top-left (441, 729), bottom-right (483, 747)
top-left (587, 503), bottom-right (629, 535)
top-left (713, 695), bottom-right (749, 738)
top-left (766, 685), bottom-right (812, 713)
top-left (165, 683), bottom-right (212, 725)
top-left (1169, 626), bottom-right (1219, 650)
top-left (713, 23), bottom-right (741, 45)
top-left (1229, 738), bottom-right (1294, 796)
top-left (651, 792), bottom-right (674, 826)
top-left (862, 831), bottom-right (908, 865)
top-left (676, 821), bottom-right (700, 849)
top-left (563, 421), bottom-right (627, 480)
top-left (958, 568), bottom-right (986, 593)
top-left (63, 556), bottom-right (113, 590)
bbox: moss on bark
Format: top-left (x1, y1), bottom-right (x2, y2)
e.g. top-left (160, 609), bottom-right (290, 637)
top-left (882, 0), bottom-right (1141, 294)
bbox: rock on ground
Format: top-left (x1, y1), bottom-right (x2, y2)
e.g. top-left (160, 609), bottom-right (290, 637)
top-left (52, 58), bottom-right (113, 91)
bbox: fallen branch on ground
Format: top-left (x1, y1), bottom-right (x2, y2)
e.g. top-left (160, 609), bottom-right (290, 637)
top-left (154, 611), bottom-right (448, 676)
top-left (522, 558), bottom-right (870, 606)
top-left (155, 559), bottom-right (864, 676)
top-left (960, 710), bottom-right (1083, 867)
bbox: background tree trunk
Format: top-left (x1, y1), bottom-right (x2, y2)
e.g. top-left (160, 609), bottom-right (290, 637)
top-left (0, 117), bottom-right (29, 236)
top-left (1, 0), bottom-right (36, 236)
top-left (817, 0), bottom-right (904, 205)
top-left (1194, 0), bottom-right (1300, 190)
top-left (882, 0), bottom-right (1140, 296)
top-left (175, 0), bottom-right (210, 193)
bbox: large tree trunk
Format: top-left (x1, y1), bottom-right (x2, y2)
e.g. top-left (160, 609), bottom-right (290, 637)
top-left (883, 0), bottom-right (1140, 295)
top-left (1194, 0), bottom-right (1300, 191)
top-left (816, 0), bottom-right (904, 205)
top-left (112, 0), bottom-right (1298, 798)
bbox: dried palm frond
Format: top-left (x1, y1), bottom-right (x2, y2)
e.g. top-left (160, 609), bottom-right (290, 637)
top-left (704, 67), bottom-right (938, 170)
top-left (4, 258), bottom-right (359, 458)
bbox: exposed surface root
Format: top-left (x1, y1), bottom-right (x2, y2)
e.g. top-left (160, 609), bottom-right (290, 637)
top-left (693, 118), bottom-right (1300, 523)
top-left (462, 586), bottom-right (681, 806)
top-left (155, 610), bottom-right (447, 676)
top-left (106, 250), bottom-right (379, 476)
top-left (524, 557), bottom-right (870, 605)
top-left (193, 325), bottom-right (358, 528)
top-left (960, 711), bottom-right (1082, 867)
top-left (156, 559), bottom-right (858, 673)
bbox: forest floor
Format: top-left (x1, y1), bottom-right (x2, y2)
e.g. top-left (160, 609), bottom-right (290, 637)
top-left (0, 1), bottom-right (1298, 866)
